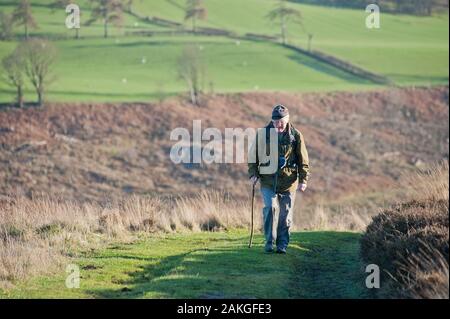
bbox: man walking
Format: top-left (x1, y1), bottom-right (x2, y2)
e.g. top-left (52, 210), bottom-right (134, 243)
top-left (248, 104), bottom-right (310, 254)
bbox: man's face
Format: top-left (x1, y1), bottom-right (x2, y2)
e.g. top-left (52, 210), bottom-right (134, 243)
top-left (272, 117), bottom-right (288, 133)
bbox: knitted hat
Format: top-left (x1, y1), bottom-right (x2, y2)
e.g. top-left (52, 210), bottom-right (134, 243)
top-left (272, 104), bottom-right (289, 120)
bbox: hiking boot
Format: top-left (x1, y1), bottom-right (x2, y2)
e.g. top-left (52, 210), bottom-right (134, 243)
top-left (264, 244), bottom-right (274, 253)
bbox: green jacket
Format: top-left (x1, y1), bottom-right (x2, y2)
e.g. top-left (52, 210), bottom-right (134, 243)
top-left (248, 122), bottom-right (310, 193)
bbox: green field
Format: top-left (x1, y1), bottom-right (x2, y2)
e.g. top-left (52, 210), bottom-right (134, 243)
top-left (133, 0), bottom-right (450, 85)
top-left (0, 229), bottom-right (371, 299)
top-left (0, 35), bottom-right (377, 102)
top-left (0, 0), bottom-right (448, 103)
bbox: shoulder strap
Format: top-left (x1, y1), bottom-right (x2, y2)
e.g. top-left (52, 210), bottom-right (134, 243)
top-left (265, 122), bottom-right (299, 147)
top-left (289, 124), bottom-right (300, 145)
top-left (288, 124), bottom-right (300, 166)
top-left (265, 122), bottom-right (273, 143)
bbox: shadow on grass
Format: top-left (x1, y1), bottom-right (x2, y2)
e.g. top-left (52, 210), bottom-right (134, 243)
top-left (68, 39), bottom-right (230, 50)
top-left (386, 74), bottom-right (449, 84)
top-left (87, 231), bottom-right (373, 299)
top-left (288, 54), bottom-right (374, 85)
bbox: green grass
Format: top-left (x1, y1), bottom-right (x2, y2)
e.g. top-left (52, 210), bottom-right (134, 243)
top-left (0, 0), bottom-right (447, 103)
top-left (134, 0), bottom-right (449, 85)
top-left (0, 35), bottom-right (377, 103)
top-left (0, 229), bottom-right (372, 299)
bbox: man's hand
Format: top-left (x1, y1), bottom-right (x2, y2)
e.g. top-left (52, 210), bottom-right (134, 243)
top-left (250, 176), bottom-right (259, 186)
top-left (297, 183), bottom-right (307, 192)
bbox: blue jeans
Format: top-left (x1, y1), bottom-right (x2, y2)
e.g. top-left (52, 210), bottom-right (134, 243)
top-left (260, 187), bottom-right (296, 250)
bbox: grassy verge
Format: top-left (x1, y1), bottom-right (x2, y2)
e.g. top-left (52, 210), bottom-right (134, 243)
top-left (0, 229), bottom-right (370, 299)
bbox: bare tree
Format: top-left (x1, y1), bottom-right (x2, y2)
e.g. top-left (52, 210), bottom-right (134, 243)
top-left (18, 39), bottom-right (58, 107)
top-left (2, 51), bottom-right (25, 108)
top-left (177, 44), bottom-right (206, 105)
top-left (12, 0), bottom-right (38, 39)
top-left (307, 33), bottom-right (313, 51)
top-left (0, 11), bottom-right (14, 40)
top-left (125, 0), bottom-right (148, 14)
top-left (87, 0), bottom-right (124, 38)
top-left (266, 0), bottom-right (302, 45)
top-left (185, 0), bottom-right (207, 33)
top-left (124, 0), bottom-right (134, 13)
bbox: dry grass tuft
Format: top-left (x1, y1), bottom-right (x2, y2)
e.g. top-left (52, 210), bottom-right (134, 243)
top-left (295, 203), bottom-right (373, 232)
top-left (361, 161), bottom-right (449, 298)
top-left (397, 242), bottom-right (449, 299)
top-left (0, 191), bottom-right (251, 287)
top-left (399, 161), bottom-right (449, 202)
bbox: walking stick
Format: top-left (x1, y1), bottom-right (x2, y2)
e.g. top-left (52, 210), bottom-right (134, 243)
top-left (248, 179), bottom-right (256, 248)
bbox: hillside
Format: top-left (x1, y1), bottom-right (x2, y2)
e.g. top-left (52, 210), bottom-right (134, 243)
top-left (1, 86), bottom-right (448, 206)
top-left (0, 0), bottom-right (448, 301)
top-left (0, 0), bottom-right (448, 103)
top-left (132, 0), bottom-right (449, 84)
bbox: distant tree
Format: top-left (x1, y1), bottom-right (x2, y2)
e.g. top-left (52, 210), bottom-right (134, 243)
top-left (50, 0), bottom-right (74, 11)
top-left (286, 0), bottom-right (446, 15)
top-left (110, 0), bottom-right (135, 13)
top-left (184, 0), bottom-right (207, 32)
top-left (2, 51), bottom-right (25, 108)
top-left (266, 0), bottom-right (302, 45)
top-left (177, 44), bottom-right (206, 105)
top-left (394, 0), bottom-right (436, 15)
top-left (12, 0), bottom-right (38, 39)
top-left (0, 11), bottom-right (14, 40)
top-left (125, 0), bottom-right (134, 13)
top-left (307, 33), bottom-right (313, 52)
top-left (50, 0), bottom-right (81, 39)
top-left (87, 0), bottom-right (124, 38)
top-left (17, 39), bottom-right (58, 107)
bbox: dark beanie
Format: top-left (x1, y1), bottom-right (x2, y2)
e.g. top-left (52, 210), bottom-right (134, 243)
top-left (272, 104), bottom-right (289, 120)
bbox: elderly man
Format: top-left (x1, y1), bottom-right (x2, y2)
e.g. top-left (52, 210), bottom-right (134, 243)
top-left (248, 104), bottom-right (310, 254)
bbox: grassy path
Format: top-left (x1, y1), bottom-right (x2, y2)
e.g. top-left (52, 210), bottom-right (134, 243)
top-left (0, 230), bottom-right (372, 299)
